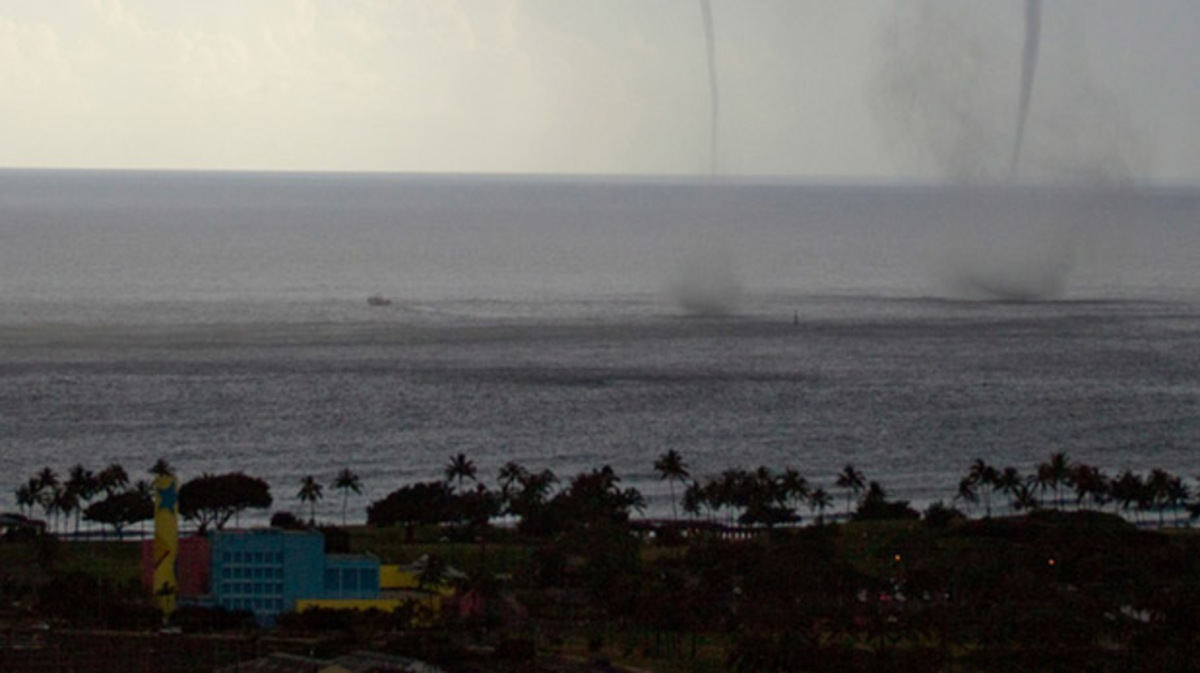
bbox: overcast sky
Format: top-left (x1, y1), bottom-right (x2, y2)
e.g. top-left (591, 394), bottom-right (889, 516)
top-left (3, 0), bottom-right (1198, 183)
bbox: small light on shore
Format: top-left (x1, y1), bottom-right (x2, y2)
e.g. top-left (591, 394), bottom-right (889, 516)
top-left (1048, 558), bottom-right (1056, 566)
top-left (894, 554), bottom-right (902, 562)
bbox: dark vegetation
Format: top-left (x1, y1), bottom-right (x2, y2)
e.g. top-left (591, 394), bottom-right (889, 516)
top-left (4, 452), bottom-right (1199, 671)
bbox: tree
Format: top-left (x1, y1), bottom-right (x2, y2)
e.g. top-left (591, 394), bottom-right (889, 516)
top-left (835, 464), bottom-right (866, 517)
top-left (525, 466), bottom-right (643, 535)
top-left (853, 481), bottom-right (919, 521)
top-left (149, 458), bottom-right (174, 477)
top-left (736, 467), bottom-right (796, 528)
top-left (1036, 452), bottom-right (1073, 510)
top-left (507, 468), bottom-right (558, 524)
top-left (54, 488), bottom-right (78, 536)
top-left (780, 468), bottom-right (811, 518)
top-left (35, 466), bottom-right (59, 493)
top-left (1071, 463), bottom-right (1110, 512)
top-left (297, 475), bottom-right (324, 524)
top-left (653, 449), bottom-right (690, 522)
top-left (1146, 469), bottom-right (1174, 527)
top-left (808, 488), bottom-right (832, 525)
top-left (682, 481), bottom-right (703, 520)
top-left (497, 461), bottom-right (528, 518)
top-left (85, 490), bottom-right (154, 538)
top-left (367, 481), bottom-right (456, 528)
top-left (997, 467), bottom-right (1026, 513)
top-left (34, 467), bottom-right (59, 529)
top-left (956, 476), bottom-right (980, 515)
top-left (965, 459), bottom-right (1001, 517)
top-left (444, 453), bottom-right (477, 493)
top-left (97, 463), bottom-right (129, 496)
top-left (416, 554), bottom-right (450, 592)
top-left (178, 472), bottom-right (273, 533)
top-left (1111, 470), bottom-right (1149, 522)
top-left (331, 468), bottom-right (363, 526)
top-left (15, 481), bottom-right (37, 517)
top-left (1165, 476), bottom-right (1190, 526)
top-left (66, 465), bottom-right (99, 534)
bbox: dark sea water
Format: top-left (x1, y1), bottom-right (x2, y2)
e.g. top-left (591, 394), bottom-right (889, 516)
top-left (1, 170), bottom-right (1198, 524)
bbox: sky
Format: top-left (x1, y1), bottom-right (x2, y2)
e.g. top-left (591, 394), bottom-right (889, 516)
top-left (2, 0), bottom-right (1198, 183)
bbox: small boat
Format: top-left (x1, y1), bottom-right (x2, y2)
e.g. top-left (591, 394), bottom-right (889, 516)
top-left (367, 294), bottom-right (393, 307)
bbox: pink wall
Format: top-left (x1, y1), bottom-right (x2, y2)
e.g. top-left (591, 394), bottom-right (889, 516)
top-left (141, 536), bottom-right (211, 598)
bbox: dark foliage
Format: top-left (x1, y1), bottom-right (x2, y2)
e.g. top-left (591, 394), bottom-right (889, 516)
top-left (269, 510), bottom-right (303, 529)
top-left (853, 481), bottom-right (920, 521)
top-left (922, 500), bottom-right (966, 528)
top-left (168, 605), bottom-right (257, 633)
top-left (367, 481), bottom-right (456, 527)
top-left (320, 526), bottom-right (350, 553)
top-left (178, 472), bottom-right (272, 533)
top-left (37, 572), bottom-right (159, 629)
top-left (84, 490), bottom-right (154, 535)
top-left (519, 466), bottom-right (643, 536)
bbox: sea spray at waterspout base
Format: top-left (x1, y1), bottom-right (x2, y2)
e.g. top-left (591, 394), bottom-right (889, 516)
top-left (667, 246), bottom-right (742, 315)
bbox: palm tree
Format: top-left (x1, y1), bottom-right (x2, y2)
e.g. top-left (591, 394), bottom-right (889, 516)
top-left (718, 469), bottom-right (750, 525)
top-left (956, 476), bottom-right (980, 515)
top-left (34, 467), bottom-right (59, 531)
top-left (497, 461), bottom-right (527, 494)
top-left (1165, 476), bottom-right (1190, 527)
top-left (47, 486), bottom-right (68, 534)
top-left (965, 459), bottom-right (1000, 517)
top-left (55, 488), bottom-right (79, 536)
top-left (97, 463), bottom-right (129, 496)
top-left (995, 467), bottom-right (1026, 513)
top-left (1112, 470), bottom-right (1146, 522)
top-left (779, 468), bottom-right (810, 517)
top-left (1147, 469), bottom-right (1174, 527)
top-left (1036, 452), bottom-right (1073, 510)
top-left (508, 468), bottom-right (556, 523)
top-left (808, 487), bottom-right (832, 525)
top-left (15, 481), bottom-right (37, 517)
top-left (331, 468), bottom-right (363, 526)
top-left (653, 449), bottom-right (690, 522)
top-left (444, 453), bottom-right (477, 493)
top-left (682, 481), bottom-right (703, 521)
top-left (417, 554), bottom-right (449, 592)
top-left (1071, 463), bottom-right (1110, 512)
top-left (149, 458), bottom-right (174, 478)
top-left (835, 464), bottom-right (866, 516)
top-left (1012, 483), bottom-right (1039, 512)
top-left (497, 461), bottom-right (527, 517)
top-left (66, 465), bottom-right (99, 534)
top-left (133, 479), bottom-right (154, 536)
top-left (297, 475), bottom-right (323, 524)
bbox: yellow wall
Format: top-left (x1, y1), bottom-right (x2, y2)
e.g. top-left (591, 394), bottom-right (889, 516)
top-left (379, 565), bottom-right (455, 596)
top-left (379, 565), bottom-right (419, 590)
top-left (297, 595), bottom-right (444, 627)
top-left (296, 598), bottom-right (407, 613)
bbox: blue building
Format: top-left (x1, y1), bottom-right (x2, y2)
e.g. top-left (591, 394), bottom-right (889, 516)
top-left (211, 529), bottom-right (380, 625)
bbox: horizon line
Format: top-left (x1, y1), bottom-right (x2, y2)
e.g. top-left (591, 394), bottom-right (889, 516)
top-left (2, 166), bottom-right (1197, 192)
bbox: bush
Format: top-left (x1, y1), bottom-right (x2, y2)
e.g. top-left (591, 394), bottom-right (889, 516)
top-left (270, 511), bottom-right (303, 529)
top-left (923, 501), bottom-right (966, 528)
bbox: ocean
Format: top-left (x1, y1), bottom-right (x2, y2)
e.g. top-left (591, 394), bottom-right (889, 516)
top-left (1, 169), bottom-right (1198, 524)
